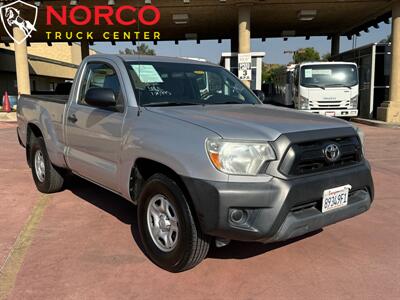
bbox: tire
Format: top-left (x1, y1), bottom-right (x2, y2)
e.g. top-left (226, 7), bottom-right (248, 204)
top-left (30, 136), bottom-right (64, 193)
top-left (138, 174), bottom-right (210, 272)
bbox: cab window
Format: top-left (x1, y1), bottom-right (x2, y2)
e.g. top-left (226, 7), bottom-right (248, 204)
top-left (78, 63), bottom-right (123, 110)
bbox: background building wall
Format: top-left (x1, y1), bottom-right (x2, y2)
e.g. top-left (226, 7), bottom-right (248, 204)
top-left (0, 43), bottom-right (96, 65)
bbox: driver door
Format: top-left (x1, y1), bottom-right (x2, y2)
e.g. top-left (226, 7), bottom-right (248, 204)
top-left (65, 61), bottom-right (126, 191)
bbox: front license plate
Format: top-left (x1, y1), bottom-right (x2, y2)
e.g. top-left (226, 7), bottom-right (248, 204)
top-left (325, 111), bottom-right (336, 117)
top-left (322, 185), bottom-right (352, 213)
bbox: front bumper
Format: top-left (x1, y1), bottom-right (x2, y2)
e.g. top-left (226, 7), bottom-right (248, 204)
top-left (183, 161), bottom-right (373, 243)
top-left (303, 109), bottom-right (358, 117)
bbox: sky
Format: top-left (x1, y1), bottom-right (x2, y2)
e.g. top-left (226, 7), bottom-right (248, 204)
top-left (93, 22), bottom-right (391, 65)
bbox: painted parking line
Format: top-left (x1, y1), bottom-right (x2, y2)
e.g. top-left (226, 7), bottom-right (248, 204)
top-left (0, 195), bottom-right (51, 300)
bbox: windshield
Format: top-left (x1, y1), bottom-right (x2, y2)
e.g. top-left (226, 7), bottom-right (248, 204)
top-left (300, 64), bottom-right (358, 88)
top-left (126, 61), bottom-right (260, 107)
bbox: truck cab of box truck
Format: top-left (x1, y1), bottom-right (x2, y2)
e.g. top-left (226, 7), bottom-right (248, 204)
top-left (292, 62), bottom-right (359, 117)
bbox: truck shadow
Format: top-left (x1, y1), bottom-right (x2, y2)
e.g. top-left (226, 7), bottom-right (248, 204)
top-left (64, 175), bottom-right (323, 261)
top-left (208, 230), bottom-right (322, 260)
top-left (64, 175), bottom-right (146, 253)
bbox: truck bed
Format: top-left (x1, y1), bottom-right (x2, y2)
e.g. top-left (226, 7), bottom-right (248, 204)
top-left (17, 94), bottom-right (68, 168)
top-left (23, 94), bottom-right (69, 104)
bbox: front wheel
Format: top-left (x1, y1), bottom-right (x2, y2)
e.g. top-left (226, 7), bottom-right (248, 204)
top-left (138, 174), bottom-right (210, 272)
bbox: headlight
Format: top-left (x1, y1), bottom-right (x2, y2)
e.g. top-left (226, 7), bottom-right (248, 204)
top-left (350, 96), bottom-right (358, 109)
top-left (206, 139), bottom-right (276, 175)
top-left (300, 96), bottom-right (309, 110)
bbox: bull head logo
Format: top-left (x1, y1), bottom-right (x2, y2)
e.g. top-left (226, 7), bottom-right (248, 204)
top-left (0, 0), bottom-right (38, 44)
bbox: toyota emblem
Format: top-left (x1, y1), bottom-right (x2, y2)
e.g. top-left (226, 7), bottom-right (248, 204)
top-left (323, 144), bottom-right (341, 162)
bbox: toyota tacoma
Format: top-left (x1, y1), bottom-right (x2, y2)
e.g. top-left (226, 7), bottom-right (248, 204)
top-left (17, 55), bottom-right (374, 272)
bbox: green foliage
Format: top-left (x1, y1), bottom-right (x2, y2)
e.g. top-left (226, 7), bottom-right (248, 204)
top-left (321, 53), bottom-right (331, 61)
top-left (293, 47), bottom-right (320, 64)
top-left (119, 43), bottom-right (156, 56)
top-left (262, 64), bottom-right (286, 84)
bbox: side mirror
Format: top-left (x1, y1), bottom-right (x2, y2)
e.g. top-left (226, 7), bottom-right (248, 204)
top-left (84, 88), bottom-right (116, 108)
top-left (253, 90), bottom-right (266, 103)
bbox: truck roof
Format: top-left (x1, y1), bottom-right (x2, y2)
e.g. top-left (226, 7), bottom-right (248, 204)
top-left (116, 54), bottom-right (217, 67)
top-left (299, 61), bottom-right (357, 66)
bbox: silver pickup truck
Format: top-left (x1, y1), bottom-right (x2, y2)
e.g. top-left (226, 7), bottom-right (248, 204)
top-left (17, 55), bottom-right (374, 272)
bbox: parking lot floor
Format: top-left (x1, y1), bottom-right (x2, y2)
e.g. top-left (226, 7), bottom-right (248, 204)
top-left (0, 122), bottom-right (399, 299)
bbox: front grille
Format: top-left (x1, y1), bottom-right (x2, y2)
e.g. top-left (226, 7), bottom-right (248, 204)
top-left (309, 100), bottom-right (350, 109)
top-left (310, 107), bottom-right (347, 110)
top-left (280, 136), bottom-right (363, 176)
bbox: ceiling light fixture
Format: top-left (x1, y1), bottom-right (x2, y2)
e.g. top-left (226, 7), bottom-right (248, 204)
top-left (185, 33), bottom-right (197, 40)
top-left (173, 14), bottom-right (189, 25)
top-left (70, 0), bottom-right (78, 6)
top-left (282, 30), bottom-right (296, 37)
top-left (108, 0), bottom-right (115, 5)
top-left (297, 10), bottom-right (317, 21)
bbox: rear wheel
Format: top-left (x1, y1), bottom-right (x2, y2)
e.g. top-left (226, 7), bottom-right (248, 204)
top-left (138, 174), bottom-right (210, 272)
top-left (30, 136), bottom-right (64, 193)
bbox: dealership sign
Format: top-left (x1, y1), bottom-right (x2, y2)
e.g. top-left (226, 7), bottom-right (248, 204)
top-left (46, 5), bottom-right (160, 26)
top-left (0, 0), bottom-right (38, 44)
top-left (238, 53), bottom-right (252, 81)
top-left (0, 1), bottom-right (161, 43)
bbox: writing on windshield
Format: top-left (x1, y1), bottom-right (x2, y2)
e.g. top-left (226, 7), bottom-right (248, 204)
top-left (126, 62), bottom-right (260, 107)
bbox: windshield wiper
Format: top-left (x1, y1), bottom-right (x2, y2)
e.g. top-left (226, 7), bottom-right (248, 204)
top-left (303, 84), bottom-right (325, 90)
top-left (325, 83), bottom-right (353, 89)
top-left (143, 102), bottom-right (200, 107)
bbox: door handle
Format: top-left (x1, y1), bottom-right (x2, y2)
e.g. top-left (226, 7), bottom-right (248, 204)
top-left (68, 114), bottom-right (78, 123)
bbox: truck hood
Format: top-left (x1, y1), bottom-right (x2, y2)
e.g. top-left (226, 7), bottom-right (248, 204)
top-left (146, 104), bottom-right (351, 141)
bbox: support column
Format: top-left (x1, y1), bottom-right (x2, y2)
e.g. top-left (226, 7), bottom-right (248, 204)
top-left (81, 40), bottom-right (90, 61)
top-left (378, 0), bottom-right (400, 123)
top-left (13, 27), bottom-right (31, 95)
top-left (331, 34), bottom-right (340, 57)
top-left (238, 5), bottom-right (251, 87)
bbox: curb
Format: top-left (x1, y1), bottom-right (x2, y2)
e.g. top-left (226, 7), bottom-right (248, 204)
top-left (0, 112), bottom-right (17, 123)
top-left (352, 118), bottom-right (400, 129)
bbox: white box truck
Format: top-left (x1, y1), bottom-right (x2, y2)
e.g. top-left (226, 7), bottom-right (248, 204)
top-left (273, 62), bottom-right (359, 118)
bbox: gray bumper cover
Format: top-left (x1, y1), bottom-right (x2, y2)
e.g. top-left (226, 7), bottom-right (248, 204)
top-left (183, 161), bottom-right (374, 243)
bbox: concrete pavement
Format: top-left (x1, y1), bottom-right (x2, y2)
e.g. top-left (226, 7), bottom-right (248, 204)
top-left (0, 122), bottom-right (399, 299)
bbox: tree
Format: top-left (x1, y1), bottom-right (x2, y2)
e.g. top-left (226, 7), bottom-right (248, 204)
top-left (321, 53), bottom-right (331, 61)
top-left (262, 64), bottom-right (286, 84)
top-left (119, 43), bottom-right (156, 56)
top-left (292, 47), bottom-right (320, 64)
